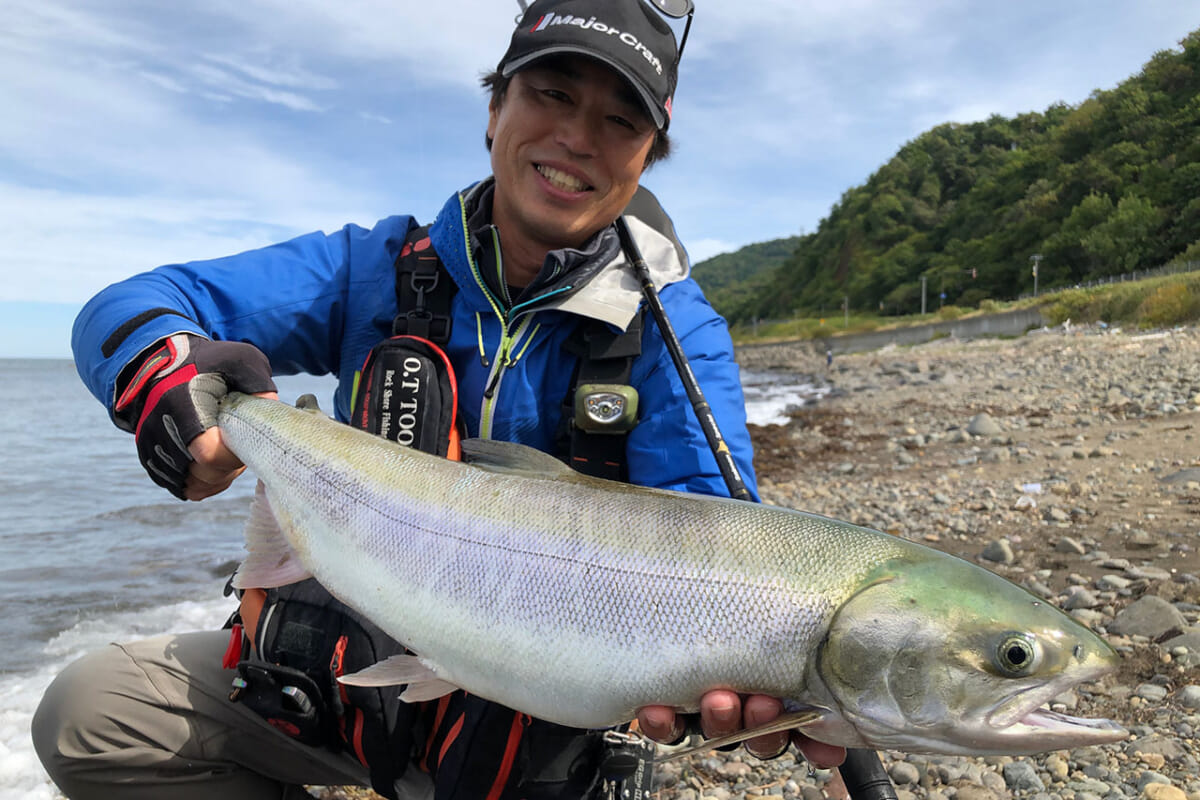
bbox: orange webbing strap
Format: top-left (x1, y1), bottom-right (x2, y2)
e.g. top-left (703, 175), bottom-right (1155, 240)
top-left (238, 587), bottom-right (268, 651)
top-left (485, 713), bottom-right (531, 800)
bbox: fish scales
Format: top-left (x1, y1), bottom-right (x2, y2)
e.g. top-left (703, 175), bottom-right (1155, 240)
top-left (225, 398), bottom-right (895, 717)
top-left (219, 394), bottom-right (1128, 755)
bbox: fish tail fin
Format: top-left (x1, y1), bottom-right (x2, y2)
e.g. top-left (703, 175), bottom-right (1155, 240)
top-left (231, 481), bottom-right (313, 589)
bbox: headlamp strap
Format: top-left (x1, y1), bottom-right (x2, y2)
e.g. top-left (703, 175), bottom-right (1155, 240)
top-left (560, 312), bottom-right (644, 481)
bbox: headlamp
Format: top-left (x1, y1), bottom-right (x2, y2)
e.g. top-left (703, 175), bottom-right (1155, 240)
top-left (574, 384), bottom-right (639, 433)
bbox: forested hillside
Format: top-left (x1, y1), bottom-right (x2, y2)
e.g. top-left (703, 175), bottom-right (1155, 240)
top-left (689, 236), bottom-right (802, 316)
top-left (708, 28), bottom-right (1200, 323)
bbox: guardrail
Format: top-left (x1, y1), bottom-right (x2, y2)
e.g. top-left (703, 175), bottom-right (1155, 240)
top-left (1017, 259), bottom-right (1200, 301)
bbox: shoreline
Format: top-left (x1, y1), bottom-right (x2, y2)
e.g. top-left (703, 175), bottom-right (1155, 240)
top-left (694, 323), bottom-right (1199, 800)
top-left (315, 324), bottom-right (1200, 800)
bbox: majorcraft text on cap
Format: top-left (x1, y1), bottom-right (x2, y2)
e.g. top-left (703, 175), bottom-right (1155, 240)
top-left (498, 0), bottom-right (681, 130)
top-left (530, 14), bottom-right (666, 76)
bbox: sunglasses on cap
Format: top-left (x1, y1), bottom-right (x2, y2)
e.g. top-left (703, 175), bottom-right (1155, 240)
top-left (515, 0), bottom-right (694, 71)
top-left (644, 0), bottom-right (694, 73)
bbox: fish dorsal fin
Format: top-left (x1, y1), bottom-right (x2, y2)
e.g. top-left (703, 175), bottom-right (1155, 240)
top-left (294, 393), bottom-right (325, 414)
top-left (460, 438), bottom-right (581, 481)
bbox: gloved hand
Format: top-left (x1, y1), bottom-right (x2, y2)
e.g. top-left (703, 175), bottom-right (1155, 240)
top-left (115, 333), bottom-right (277, 498)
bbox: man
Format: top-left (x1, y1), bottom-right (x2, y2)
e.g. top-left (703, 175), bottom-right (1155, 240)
top-left (33, 0), bottom-right (845, 797)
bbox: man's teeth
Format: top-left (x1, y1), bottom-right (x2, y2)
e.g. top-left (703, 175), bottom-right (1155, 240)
top-left (537, 165), bottom-right (589, 192)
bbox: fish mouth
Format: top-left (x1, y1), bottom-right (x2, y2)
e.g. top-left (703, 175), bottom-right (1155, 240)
top-left (976, 703), bottom-right (1129, 753)
top-left (984, 675), bottom-right (1128, 750)
top-left (1016, 706), bottom-right (1128, 740)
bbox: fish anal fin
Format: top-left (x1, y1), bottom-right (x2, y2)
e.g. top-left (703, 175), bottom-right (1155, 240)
top-left (338, 654), bottom-right (460, 702)
top-left (399, 679), bottom-right (460, 703)
top-left (231, 481), bottom-right (312, 589)
top-left (653, 709), bottom-right (824, 764)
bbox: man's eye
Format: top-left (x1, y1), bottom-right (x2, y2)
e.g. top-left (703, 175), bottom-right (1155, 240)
top-left (609, 116), bottom-right (636, 131)
top-left (541, 89), bottom-right (571, 103)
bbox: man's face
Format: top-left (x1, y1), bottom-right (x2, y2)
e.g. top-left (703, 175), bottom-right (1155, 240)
top-left (488, 56), bottom-right (657, 254)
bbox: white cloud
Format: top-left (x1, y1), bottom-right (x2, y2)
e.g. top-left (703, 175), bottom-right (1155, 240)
top-left (207, 0), bottom-right (517, 89)
top-left (202, 52), bottom-right (340, 92)
top-left (187, 62), bottom-right (325, 112)
top-left (1, 0), bottom-right (1197, 324)
top-left (137, 70), bottom-right (190, 94)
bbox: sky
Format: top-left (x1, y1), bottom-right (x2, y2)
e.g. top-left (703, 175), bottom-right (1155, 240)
top-left (1, 0), bottom-right (1197, 358)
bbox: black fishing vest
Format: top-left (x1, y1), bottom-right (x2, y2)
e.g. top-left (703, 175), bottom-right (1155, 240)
top-left (390, 223), bottom-right (644, 481)
top-left (227, 222), bottom-right (651, 800)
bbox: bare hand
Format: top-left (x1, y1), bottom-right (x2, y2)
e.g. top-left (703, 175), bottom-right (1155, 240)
top-left (637, 691), bottom-right (846, 767)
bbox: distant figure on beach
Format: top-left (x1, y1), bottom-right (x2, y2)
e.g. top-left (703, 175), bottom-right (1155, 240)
top-left (826, 348), bottom-right (834, 369)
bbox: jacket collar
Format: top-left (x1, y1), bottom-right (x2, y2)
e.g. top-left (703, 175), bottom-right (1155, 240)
top-left (429, 180), bottom-right (689, 331)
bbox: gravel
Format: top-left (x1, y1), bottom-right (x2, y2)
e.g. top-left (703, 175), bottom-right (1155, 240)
top-left (314, 323), bottom-right (1200, 800)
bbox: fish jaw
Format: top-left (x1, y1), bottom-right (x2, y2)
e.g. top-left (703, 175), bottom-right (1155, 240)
top-left (971, 657), bottom-right (1128, 754)
top-left (977, 707), bottom-right (1128, 753)
top-left (816, 556), bottom-right (1129, 755)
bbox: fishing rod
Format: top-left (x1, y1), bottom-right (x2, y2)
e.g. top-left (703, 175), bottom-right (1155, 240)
top-left (614, 217), bottom-right (752, 502)
top-left (614, 215), bottom-right (899, 800)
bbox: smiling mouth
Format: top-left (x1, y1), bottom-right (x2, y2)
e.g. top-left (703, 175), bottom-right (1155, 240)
top-left (536, 164), bottom-right (592, 193)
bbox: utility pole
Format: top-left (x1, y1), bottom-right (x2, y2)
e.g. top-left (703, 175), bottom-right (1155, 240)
top-left (843, 295), bottom-right (849, 328)
top-left (920, 275), bottom-right (927, 315)
top-left (1030, 254), bottom-right (1042, 297)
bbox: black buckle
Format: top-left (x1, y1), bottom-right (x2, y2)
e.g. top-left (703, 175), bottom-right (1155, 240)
top-left (598, 731), bottom-right (656, 800)
top-left (409, 270), bottom-right (439, 303)
top-left (229, 660), bottom-right (331, 747)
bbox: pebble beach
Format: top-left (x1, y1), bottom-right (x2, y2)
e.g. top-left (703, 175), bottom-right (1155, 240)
top-left (316, 323), bottom-right (1200, 800)
top-left (649, 323), bottom-right (1200, 800)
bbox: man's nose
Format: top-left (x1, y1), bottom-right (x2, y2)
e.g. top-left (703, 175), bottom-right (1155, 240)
top-left (555, 110), bottom-right (599, 157)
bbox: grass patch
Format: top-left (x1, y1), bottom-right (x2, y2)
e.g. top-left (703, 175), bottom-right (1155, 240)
top-left (730, 271), bottom-right (1200, 346)
top-left (1042, 272), bottom-right (1200, 328)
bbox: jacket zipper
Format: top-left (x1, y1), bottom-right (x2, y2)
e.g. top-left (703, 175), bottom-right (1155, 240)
top-left (459, 213), bottom-right (529, 439)
top-left (479, 314), bottom-right (538, 439)
top-left (456, 199), bottom-right (570, 440)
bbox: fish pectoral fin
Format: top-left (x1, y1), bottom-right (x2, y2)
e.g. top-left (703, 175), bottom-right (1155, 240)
top-left (460, 438), bottom-right (583, 481)
top-left (338, 654), bottom-right (461, 702)
top-left (231, 481), bottom-right (312, 590)
top-left (652, 709), bottom-right (825, 764)
top-left (399, 679), bottom-right (461, 703)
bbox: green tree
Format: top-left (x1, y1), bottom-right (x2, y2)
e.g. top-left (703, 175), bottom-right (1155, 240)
top-left (1080, 195), bottom-right (1165, 274)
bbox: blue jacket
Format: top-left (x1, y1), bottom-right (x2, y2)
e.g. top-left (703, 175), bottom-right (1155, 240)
top-left (73, 183), bottom-right (758, 499)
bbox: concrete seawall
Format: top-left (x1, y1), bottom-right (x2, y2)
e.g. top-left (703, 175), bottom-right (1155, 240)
top-left (736, 307), bottom-right (1048, 370)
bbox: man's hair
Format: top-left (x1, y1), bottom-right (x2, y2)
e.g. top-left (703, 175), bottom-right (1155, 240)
top-left (481, 69), bottom-right (672, 170)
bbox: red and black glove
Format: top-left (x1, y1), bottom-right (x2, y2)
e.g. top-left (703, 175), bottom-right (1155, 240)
top-left (114, 333), bottom-right (276, 498)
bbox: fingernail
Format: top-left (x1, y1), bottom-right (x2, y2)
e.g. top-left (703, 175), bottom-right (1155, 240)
top-left (747, 735), bottom-right (789, 760)
top-left (710, 702), bottom-right (738, 725)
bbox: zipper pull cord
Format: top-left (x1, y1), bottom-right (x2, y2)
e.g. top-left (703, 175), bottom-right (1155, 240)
top-left (483, 320), bottom-right (540, 399)
top-left (483, 349), bottom-right (508, 399)
top-left (483, 320), bottom-right (512, 399)
top-left (474, 312), bottom-right (489, 367)
top-left (507, 323), bottom-right (541, 366)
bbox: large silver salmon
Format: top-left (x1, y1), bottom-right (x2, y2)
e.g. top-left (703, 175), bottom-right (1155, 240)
top-left (219, 393), bottom-right (1126, 756)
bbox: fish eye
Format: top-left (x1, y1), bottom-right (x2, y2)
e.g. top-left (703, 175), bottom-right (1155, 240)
top-left (996, 634), bottom-right (1039, 676)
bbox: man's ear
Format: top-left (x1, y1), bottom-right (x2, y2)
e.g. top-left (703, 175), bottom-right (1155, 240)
top-left (487, 100), bottom-right (499, 142)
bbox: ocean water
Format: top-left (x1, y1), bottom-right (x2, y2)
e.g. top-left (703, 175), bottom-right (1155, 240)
top-left (0, 358), bottom-right (820, 800)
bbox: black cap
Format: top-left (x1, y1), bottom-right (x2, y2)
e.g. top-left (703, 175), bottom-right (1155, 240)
top-left (498, 0), bottom-right (679, 129)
